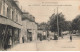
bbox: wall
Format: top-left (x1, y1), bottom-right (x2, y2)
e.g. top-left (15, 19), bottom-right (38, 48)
top-left (21, 19), bottom-right (37, 42)
top-left (0, 0), bottom-right (23, 44)
top-left (0, 0), bottom-right (22, 25)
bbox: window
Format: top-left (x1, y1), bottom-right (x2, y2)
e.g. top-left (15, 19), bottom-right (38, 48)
top-left (16, 13), bottom-right (18, 22)
top-left (3, 1), bottom-right (5, 16)
top-left (14, 9), bottom-right (16, 22)
top-left (12, 11), bottom-right (14, 20)
top-left (12, 9), bottom-right (17, 22)
top-left (0, 0), bottom-right (5, 16)
top-left (0, 0), bottom-right (2, 14)
top-left (10, 9), bottom-right (12, 19)
top-left (7, 7), bottom-right (10, 18)
top-left (18, 14), bottom-right (22, 23)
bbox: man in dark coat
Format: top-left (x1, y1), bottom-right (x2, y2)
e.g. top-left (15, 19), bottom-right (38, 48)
top-left (70, 35), bottom-right (72, 42)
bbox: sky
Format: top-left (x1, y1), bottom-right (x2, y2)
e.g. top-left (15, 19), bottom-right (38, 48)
top-left (18, 0), bottom-right (80, 23)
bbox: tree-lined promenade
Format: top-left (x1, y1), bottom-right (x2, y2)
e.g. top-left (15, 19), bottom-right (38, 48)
top-left (49, 12), bottom-right (80, 38)
top-left (49, 12), bottom-right (72, 37)
top-left (38, 12), bottom-right (80, 40)
top-left (50, 13), bottom-right (80, 33)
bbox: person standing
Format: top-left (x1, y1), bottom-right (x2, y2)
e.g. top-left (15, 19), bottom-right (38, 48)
top-left (8, 37), bottom-right (12, 48)
top-left (70, 34), bottom-right (72, 42)
top-left (22, 37), bottom-right (24, 43)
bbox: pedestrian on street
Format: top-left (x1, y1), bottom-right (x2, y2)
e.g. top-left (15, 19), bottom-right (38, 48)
top-left (22, 37), bottom-right (24, 43)
top-left (54, 33), bottom-right (58, 40)
top-left (70, 34), bottom-right (72, 42)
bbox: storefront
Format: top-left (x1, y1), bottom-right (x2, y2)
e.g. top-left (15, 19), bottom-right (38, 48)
top-left (0, 24), bottom-right (21, 50)
top-left (0, 0), bottom-right (22, 50)
top-left (0, 24), bottom-right (5, 50)
top-left (27, 29), bottom-right (32, 42)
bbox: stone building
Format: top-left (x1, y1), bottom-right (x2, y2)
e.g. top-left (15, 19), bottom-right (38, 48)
top-left (0, 0), bottom-right (22, 50)
top-left (22, 12), bottom-right (38, 43)
top-left (37, 23), bottom-right (48, 40)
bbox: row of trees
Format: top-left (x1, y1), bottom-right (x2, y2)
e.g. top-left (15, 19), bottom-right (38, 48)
top-left (38, 13), bottom-right (80, 37)
top-left (72, 15), bottom-right (80, 31)
top-left (49, 12), bottom-right (80, 36)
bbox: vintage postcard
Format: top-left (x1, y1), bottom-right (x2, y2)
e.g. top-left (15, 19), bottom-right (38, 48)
top-left (0, 0), bottom-right (80, 51)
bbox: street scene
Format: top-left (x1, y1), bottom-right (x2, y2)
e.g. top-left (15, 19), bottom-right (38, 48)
top-left (8, 35), bottom-right (80, 51)
top-left (0, 0), bottom-right (80, 51)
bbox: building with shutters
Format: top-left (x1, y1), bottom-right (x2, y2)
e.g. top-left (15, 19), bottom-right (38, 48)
top-left (0, 0), bottom-right (22, 50)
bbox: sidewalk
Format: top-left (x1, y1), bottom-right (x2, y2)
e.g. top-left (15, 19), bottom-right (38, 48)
top-left (8, 42), bottom-right (37, 51)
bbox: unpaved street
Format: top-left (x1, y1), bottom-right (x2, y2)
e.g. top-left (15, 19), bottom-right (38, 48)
top-left (8, 35), bottom-right (80, 51)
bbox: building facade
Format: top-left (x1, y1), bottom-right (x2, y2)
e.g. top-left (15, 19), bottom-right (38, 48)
top-left (0, 0), bottom-right (22, 50)
top-left (22, 12), bottom-right (37, 43)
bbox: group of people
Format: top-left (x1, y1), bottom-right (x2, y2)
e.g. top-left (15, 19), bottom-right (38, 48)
top-left (38, 32), bottom-right (73, 42)
top-left (49, 33), bottom-right (73, 42)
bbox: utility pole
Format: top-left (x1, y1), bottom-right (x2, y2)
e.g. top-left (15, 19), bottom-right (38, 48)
top-left (57, 7), bottom-right (59, 37)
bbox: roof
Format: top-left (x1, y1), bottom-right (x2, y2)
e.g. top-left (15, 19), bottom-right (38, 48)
top-left (22, 12), bottom-right (35, 22)
top-left (10, 0), bottom-right (23, 14)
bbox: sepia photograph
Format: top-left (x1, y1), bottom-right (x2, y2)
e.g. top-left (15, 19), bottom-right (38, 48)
top-left (0, 0), bottom-right (80, 51)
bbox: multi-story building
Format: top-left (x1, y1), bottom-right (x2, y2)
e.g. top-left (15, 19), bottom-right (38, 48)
top-left (0, 0), bottom-right (22, 50)
top-left (22, 12), bottom-right (37, 43)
